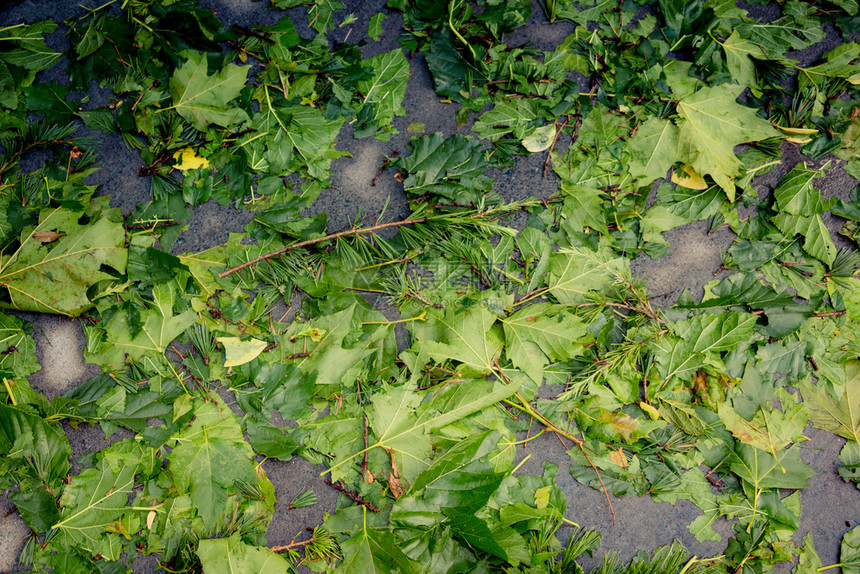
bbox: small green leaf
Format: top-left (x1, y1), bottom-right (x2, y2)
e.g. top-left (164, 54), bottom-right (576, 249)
top-left (368, 13), bottom-right (385, 41)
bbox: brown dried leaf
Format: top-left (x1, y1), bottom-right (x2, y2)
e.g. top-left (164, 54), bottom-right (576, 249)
top-left (31, 230), bottom-right (65, 243)
top-left (608, 447), bottom-right (629, 468)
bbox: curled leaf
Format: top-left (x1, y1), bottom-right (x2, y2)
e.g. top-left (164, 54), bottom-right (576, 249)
top-left (218, 336), bottom-right (268, 367)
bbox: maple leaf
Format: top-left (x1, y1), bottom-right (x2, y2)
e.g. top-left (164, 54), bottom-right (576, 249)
top-left (676, 85), bottom-right (779, 201)
top-left (197, 534), bottom-right (292, 573)
top-left (802, 361), bottom-right (860, 444)
top-left (85, 282), bottom-right (197, 367)
top-left (0, 200), bottom-right (127, 316)
top-left (168, 51), bottom-right (249, 131)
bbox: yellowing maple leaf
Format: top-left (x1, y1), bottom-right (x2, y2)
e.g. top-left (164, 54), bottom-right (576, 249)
top-left (173, 147), bottom-right (210, 171)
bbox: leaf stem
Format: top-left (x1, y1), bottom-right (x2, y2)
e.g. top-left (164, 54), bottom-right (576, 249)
top-left (2, 378), bottom-right (17, 406)
top-left (362, 311), bottom-right (427, 325)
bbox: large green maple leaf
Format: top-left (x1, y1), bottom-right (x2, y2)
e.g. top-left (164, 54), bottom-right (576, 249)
top-left (169, 398), bottom-right (259, 530)
top-left (546, 246), bottom-right (629, 305)
top-left (53, 440), bottom-right (148, 561)
top-left (676, 85), bottom-right (779, 201)
top-left (411, 298), bottom-right (504, 375)
top-left (0, 200), bottom-right (126, 316)
top-left (502, 303), bottom-right (589, 383)
top-left (803, 361), bottom-right (860, 443)
top-left (198, 534), bottom-right (292, 574)
top-left (86, 281), bottom-right (196, 367)
top-left (771, 162), bottom-right (837, 265)
top-left (169, 51), bottom-right (249, 131)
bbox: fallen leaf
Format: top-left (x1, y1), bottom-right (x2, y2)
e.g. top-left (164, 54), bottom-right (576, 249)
top-left (172, 147), bottom-right (210, 171)
top-left (217, 337), bottom-right (268, 367)
top-left (522, 124), bottom-right (557, 152)
top-left (671, 165), bottom-right (708, 190)
top-left (609, 447), bottom-right (629, 468)
top-left (31, 230), bottom-right (65, 243)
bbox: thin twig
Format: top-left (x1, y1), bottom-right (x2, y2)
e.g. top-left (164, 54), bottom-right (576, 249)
top-left (543, 116), bottom-right (569, 177)
top-left (503, 390), bottom-right (616, 524)
top-left (124, 221), bottom-right (181, 230)
top-left (219, 216), bottom-right (430, 277)
top-left (361, 415), bottom-right (370, 483)
top-left (324, 479), bottom-right (380, 512)
top-left (371, 150), bottom-right (399, 186)
top-left (812, 310), bottom-right (847, 317)
top-left (270, 537), bottom-right (316, 553)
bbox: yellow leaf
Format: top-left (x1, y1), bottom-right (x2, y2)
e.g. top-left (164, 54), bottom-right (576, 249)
top-left (671, 165), bottom-right (708, 190)
top-left (775, 125), bottom-right (818, 135)
top-left (522, 124), bottom-right (557, 152)
top-left (786, 136), bottom-right (813, 145)
top-left (534, 485), bottom-right (552, 509)
top-left (406, 122), bottom-right (425, 133)
top-left (172, 147), bottom-right (210, 171)
top-left (601, 411), bottom-right (640, 442)
top-left (639, 401), bottom-right (661, 420)
top-left (608, 448), bottom-right (629, 468)
top-left (847, 72), bottom-right (860, 85)
top-left (217, 336), bottom-right (268, 367)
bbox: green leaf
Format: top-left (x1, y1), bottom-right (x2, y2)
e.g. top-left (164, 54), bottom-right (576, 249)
top-left (197, 534), bottom-right (292, 573)
top-left (356, 49), bottom-right (409, 139)
top-left (502, 303), bottom-right (589, 382)
top-left (797, 43), bottom-right (860, 90)
top-left (169, 51), bottom-right (249, 131)
top-left (718, 389), bottom-right (806, 460)
top-left (546, 246), bottom-right (629, 305)
top-left (368, 13), bottom-right (385, 41)
top-left (719, 31), bottom-right (762, 88)
top-left (307, 0), bottom-right (346, 34)
top-left (245, 419), bottom-right (301, 461)
top-left (802, 361), bottom-right (860, 443)
top-left (348, 379), bottom-right (519, 484)
top-left (729, 443), bottom-right (815, 490)
top-left (86, 282), bottom-right (197, 367)
top-left (0, 402), bottom-right (70, 490)
top-left (168, 397), bottom-right (259, 529)
top-left (411, 298), bottom-right (504, 375)
top-left (473, 100), bottom-right (540, 142)
top-left (772, 211), bottom-right (837, 266)
top-left (627, 118), bottom-right (680, 186)
top-left (773, 162), bottom-right (829, 215)
top-left (243, 99), bottom-right (348, 179)
top-left (338, 517), bottom-right (417, 574)
top-left (396, 132), bottom-right (493, 202)
top-left (794, 533), bottom-right (823, 574)
top-left (0, 312), bottom-right (40, 383)
top-left (839, 526), bottom-right (860, 574)
top-left (0, 203), bottom-right (127, 316)
top-left (53, 440), bottom-right (146, 561)
top-left (653, 312), bottom-right (758, 384)
top-left (676, 85), bottom-right (779, 201)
